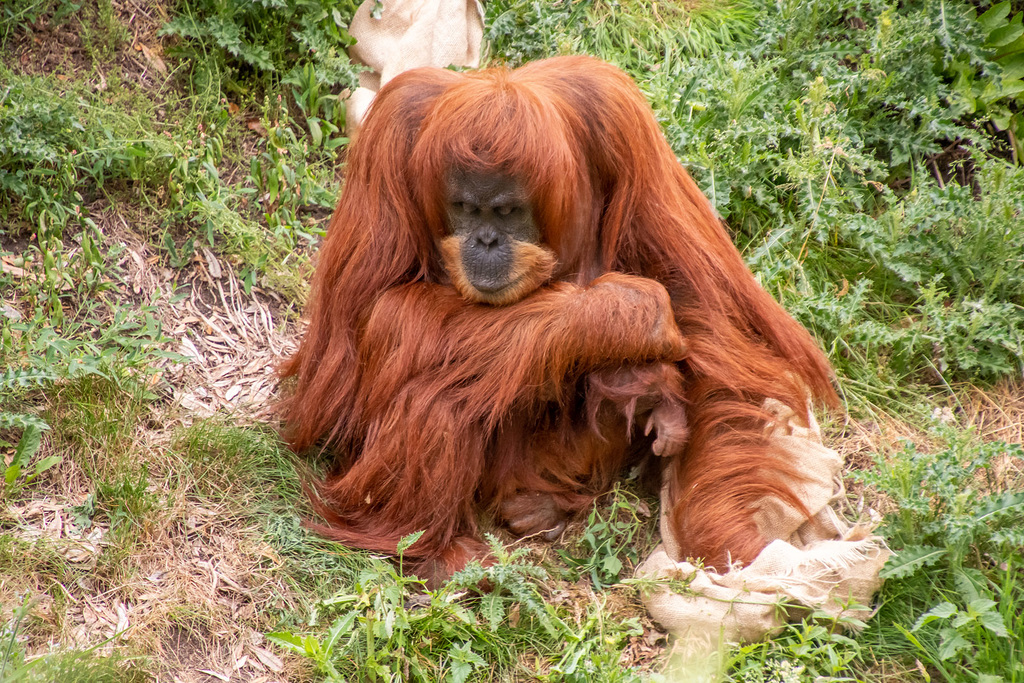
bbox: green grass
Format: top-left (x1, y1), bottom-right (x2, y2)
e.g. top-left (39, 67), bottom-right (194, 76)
top-left (172, 417), bottom-right (301, 504)
top-left (1, 0), bottom-right (1023, 680)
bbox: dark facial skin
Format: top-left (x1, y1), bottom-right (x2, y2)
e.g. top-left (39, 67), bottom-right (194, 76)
top-left (445, 170), bottom-right (539, 294)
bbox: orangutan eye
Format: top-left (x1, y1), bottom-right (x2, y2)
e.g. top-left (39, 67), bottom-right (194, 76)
top-left (462, 202), bottom-right (478, 214)
top-left (496, 205), bottom-right (514, 216)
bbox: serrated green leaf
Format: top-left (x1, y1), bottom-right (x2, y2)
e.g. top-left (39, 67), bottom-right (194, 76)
top-left (937, 628), bottom-right (969, 661)
top-left (951, 612), bottom-right (972, 628)
top-left (481, 592), bottom-right (505, 632)
top-left (975, 490), bottom-right (1024, 523)
top-left (913, 601), bottom-right (957, 631)
top-left (977, 610), bottom-right (1010, 637)
top-left (978, 675), bottom-right (1005, 683)
top-left (325, 611), bottom-right (356, 651)
top-left (448, 642), bottom-right (484, 683)
top-left (397, 530), bottom-right (425, 553)
top-left (0, 413), bottom-right (50, 431)
top-left (1, 367), bottom-right (57, 389)
top-left (968, 598), bottom-right (998, 613)
top-left (158, 16), bottom-right (204, 40)
top-left (450, 602), bottom-right (475, 625)
top-left (266, 631), bottom-right (307, 653)
top-left (953, 567), bottom-right (987, 604)
top-left (879, 546), bottom-right (945, 579)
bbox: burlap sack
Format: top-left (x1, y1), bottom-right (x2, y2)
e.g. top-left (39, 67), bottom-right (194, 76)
top-left (346, 0), bottom-right (484, 129)
top-left (637, 401), bottom-right (889, 650)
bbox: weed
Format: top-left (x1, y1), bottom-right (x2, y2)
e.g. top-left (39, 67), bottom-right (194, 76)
top-left (857, 431), bottom-right (1023, 553)
top-left (282, 62), bottom-right (349, 151)
top-left (488, 0), bottom-right (1024, 408)
top-left (948, 1), bottom-right (1024, 163)
top-left (0, 0), bottom-right (81, 47)
top-left (1, 368), bottom-right (58, 499)
top-left (93, 465), bottom-right (157, 534)
top-left (725, 617), bottom-right (864, 681)
top-left (270, 533), bottom-right (652, 681)
top-left (159, 0), bottom-right (362, 94)
top-left (80, 0), bottom-right (130, 62)
top-left (486, 0), bottom-right (758, 69)
top-left (560, 485), bottom-right (657, 589)
top-left (853, 430), bottom-right (1024, 680)
top-left (247, 116), bottom-right (336, 245)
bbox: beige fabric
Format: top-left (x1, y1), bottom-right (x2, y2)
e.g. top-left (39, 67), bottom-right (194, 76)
top-left (637, 401), bottom-right (889, 650)
top-left (347, 0), bottom-right (485, 129)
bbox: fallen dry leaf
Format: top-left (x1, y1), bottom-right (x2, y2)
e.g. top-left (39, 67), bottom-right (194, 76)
top-left (250, 646), bottom-right (284, 673)
top-left (246, 119), bottom-right (268, 137)
top-left (135, 43), bottom-right (168, 74)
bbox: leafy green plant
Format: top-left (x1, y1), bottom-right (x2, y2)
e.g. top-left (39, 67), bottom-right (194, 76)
top-left (0, 0), bottom-right (81, 47)
top-left (858, 433), bottom-right (1023, 554)
top-left (948, 1), bottom-right (1024, 162)
top-left (247, 119), bottom-right (336, 241)
top-left (269, 533), bottom-right (540, 681)
top-left (2, 300), bottom-right (179, 385)
top-left (486, 0), bottom-right (758, 69)
top-left (0, 74), bottom-right (96, 299)
top-left (80, 0), bottom-right (131, 62)
top-left (483, 0), bottom-right (1024, 407)
top-left (160, 0), bottom-right (361, 89)
top-left (726, 618), bottom-right (864, 681)
top-left (854, 431), bottom-right (1024, 680)
top-left (282, 62), bottom-right (349, 150)
top-left (269, 533), bottom-right (650, 681)
top-left (162, 98), bottom-right (329, 300)
top-left (1, 418), bottom-right (58, 499)
top-left (560, 486), bottom-right (655, 588)
top-left (0, 368), bottom-right (58, 499)
top-left (892, 558), bottom-right (1024, 681)
top-left (5, 0), bottom-right (1024, 679)
top-left (548, 603), bottom-right (644, 683)
top-left (0, 69), bottom-right (180, 323)
top-left (94, 465), bottom-right (156, 534)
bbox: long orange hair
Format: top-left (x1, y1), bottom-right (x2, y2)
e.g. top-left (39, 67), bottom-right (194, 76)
top-left (280, 56), bottom-right (837, 570)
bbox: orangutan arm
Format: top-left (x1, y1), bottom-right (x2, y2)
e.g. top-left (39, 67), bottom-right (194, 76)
top-left (356, 272), bottom-right (688, 424)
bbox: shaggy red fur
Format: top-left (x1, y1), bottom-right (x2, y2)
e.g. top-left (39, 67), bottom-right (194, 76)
top-left (279, 55), bottom-right (837, 583)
